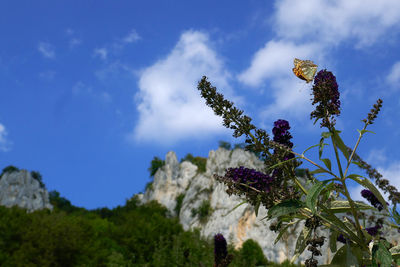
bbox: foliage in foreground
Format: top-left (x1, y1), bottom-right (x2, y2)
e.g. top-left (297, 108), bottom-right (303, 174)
top-left (0, 191), bottom-right (302, 267)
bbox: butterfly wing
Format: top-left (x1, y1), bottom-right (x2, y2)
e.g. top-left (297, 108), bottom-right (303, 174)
top-left (292, 58), bottom-right (317, 83)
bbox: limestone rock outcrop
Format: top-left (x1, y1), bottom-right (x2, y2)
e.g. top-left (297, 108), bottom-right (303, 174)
top-left (138, 147), bottom-right (400, 264)
top-left (0, 170), bottom-right (53, 213)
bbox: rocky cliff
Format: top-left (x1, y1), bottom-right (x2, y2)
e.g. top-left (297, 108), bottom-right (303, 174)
top-left (0, 169), bottom-right (53, 213)
top-left (138, 147), bottom-right (400, 264)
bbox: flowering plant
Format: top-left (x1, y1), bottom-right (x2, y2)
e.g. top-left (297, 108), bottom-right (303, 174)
top-left (197, 68), bottom-right (400, 267)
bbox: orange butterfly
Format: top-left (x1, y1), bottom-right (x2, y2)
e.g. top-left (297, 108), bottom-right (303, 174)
top-left (292, 58), bottom-right (317, 83)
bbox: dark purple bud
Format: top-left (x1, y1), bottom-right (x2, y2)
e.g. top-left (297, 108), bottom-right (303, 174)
top-left (361, 189), bottom-right (385, 211)
top-left (214, 233), bottom-right (228, 265)
top-left (337, 234), bottom-right (348, 244)
top-left (365, 224), bottom-right (382, 236)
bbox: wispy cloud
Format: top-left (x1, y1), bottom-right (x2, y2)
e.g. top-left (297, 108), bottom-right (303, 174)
top-left (39, 70), bottom-right (56, 81)
top-left (93, 48), bottom-right (108, 60)
top-left (131, 30), bottom-right (240, 146)
top-left (387, 61), bottom-right (400, 89)
top-left (122, 29), bottom-right (141, 43)
top-left (38, 42), bottom-right (55, 59)
top-left (0, 123), bottom-right (12, 152)
top-left (65, 28), bottom-right (82, 48)
top-left (272, 0), bottom-right (400, 48)
top-left (93, 29), bottom-right (141, 61)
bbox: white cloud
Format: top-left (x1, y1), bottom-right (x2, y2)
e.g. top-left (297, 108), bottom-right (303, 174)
top-left (238, 40), bottom-right (321, 119)
top-left (123, 29), bottom-right (141, 43)
top-left (0, 123), bottom-right (12, 152)
top-left (131, 30), bottom-right (239, 146)
top-left (238, 40), bottom-right (320, 87)
top-left (94, 48), bottom-right (108, 60)
top-left (69, 38), bottom-right (82, 48)
top-left (39, 70), bottom-right (56, 81)
top-left (387, 61), bottom-right (400, 88)
top-left (72, 81), bottom-right (92, 95)
top-left (38, 42), bottom-right (55, 59)
top-left (273, 0), bottom-right (400, 47)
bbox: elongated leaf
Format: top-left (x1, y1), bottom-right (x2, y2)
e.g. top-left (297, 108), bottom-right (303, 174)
top-left (310, 168), bottom-right (330, 175)
top-left (391, 204), bottom-right (400, 225)
top-left (321, 158), bottom-right (332, 171)
top-left (346, 174), bottom-right (367, 180)
top-left (328, 200), bottom-right (374, 213)
top-left (306, 180), bottom-right (331, 214)
top-left (302, 143), bottom-right (322, 155)
top-left (268, 199), bottom-right (304, 219)
top-left (274, 221), bottom-right (296, 244)
top-left (357, 129), bottom-right (376, 135)
top-left (319, 138), bottom-right (323, 159)
top-left (332, 129), bottom-right (350, 161)
top-left (322, 131), bottom-right (333, 138)
top-left (329, 230), bottom-right (339, 253)
top-left (349, 176), bottom-right (388, 212)
top-left (372, 241), bottom-right (392, 266)
top-left (291, 226), bottom-right (311, 263)
top-left (389, 245), bottom-right (400, 261)
top-left (254, 196), bottom-right (261, 217)
top-left (330, 243), bottom-right (361, 267)
top-left (351, 161), bottom-right (364, 168)
top-left (267, 157), bottom-right (301, 170)
top-left (224, 201), bottom-right (247, 216)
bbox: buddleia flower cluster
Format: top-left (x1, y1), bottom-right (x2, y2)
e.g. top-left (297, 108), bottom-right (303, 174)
top-left (310, 70), bottom-right (340, 128)
top-left (214, 118), bottom-right (300, 210)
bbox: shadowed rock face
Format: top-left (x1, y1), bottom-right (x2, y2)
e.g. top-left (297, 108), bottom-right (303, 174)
top-left (0, 170), bottom-right (53, 213)
top-left (138, 147), bottom-right (400, 265)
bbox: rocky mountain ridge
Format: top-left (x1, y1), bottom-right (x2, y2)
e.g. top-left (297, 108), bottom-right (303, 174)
top-left (0, 169), bottom-right (53, 213)
top-left (138, 147), bottom-right (400, 264)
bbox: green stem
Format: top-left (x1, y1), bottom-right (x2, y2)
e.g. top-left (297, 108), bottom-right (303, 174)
top-left (330, 127), bottom-right (366, 246)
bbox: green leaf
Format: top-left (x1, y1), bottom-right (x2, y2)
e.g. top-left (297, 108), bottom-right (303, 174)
top-left (357, 129), bottom-right (376, 135)
top-left (254, 196), bottom-right (261, 217)
top-left (310, 168), bottom-right (330, 175)
top-left (321, 158), bottom-right (332, 171)
top-left (331, 129), bottom-right (350, 161)
top-left (322, 131), bottom-right (333, 138)
top-left (274, 221), bottom-right (297, 245)
top-left (302, 143), bottom-right (324, 155)
top-left (389, 245), bottom-right (400, 261)
top-left (372, 241), bottom-right (392, 266)
top-left (346, 174), bottom-right (367, 180)
top-left (330, 243), bottom-right (361, 267)
top-left (351, 161), bottom-right (364, 168)
top-left (291, 225), bottom-right (312, 263)
top-left (267, 199), bottom-right (304, 219)
top-left (267, 157), bottom-right (301, 171)
top-left (224, 201), bottom-right (247, 216)
top-left (391, 204), bottom-right (400, 225)
top-left (328, 200), bottom-right (375, 213)
top-left (306, 180), bottom-right (331, 214)
top-left (350, 176), bottom-right (388, 212)
top-left (329, 230), bottom-right (339, 253)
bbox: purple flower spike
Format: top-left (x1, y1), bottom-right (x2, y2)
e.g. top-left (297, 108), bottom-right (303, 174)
top-left (310, 69), bottom-right (341, 128)
top-left (361, 189), bottom-right (385, 211)
top-left (225, 166), bottom-right (275, 192)
top-left (365, 224), bottom-right (382, 236)
top-left (214, 233), bottom-right (228, 265)
top-left (272, 119), bottom-right (294, 160)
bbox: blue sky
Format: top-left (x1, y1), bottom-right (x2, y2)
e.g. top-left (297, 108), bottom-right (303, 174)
top-left (1, 1), bottom-right (400, 210)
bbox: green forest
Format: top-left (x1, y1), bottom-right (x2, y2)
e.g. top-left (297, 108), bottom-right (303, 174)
top-left (0, 141), bottom-right (304, 266)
